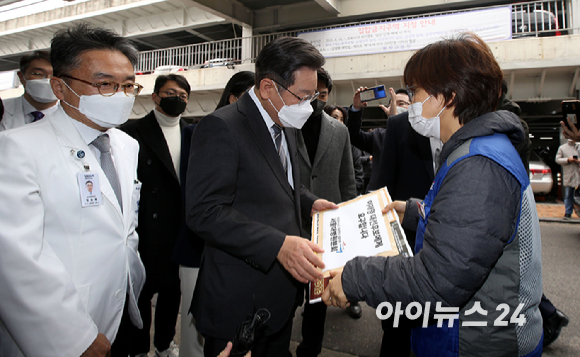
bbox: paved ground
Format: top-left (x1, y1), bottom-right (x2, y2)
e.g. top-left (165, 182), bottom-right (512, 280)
top-left (153, 200), bottom-right (580, 357)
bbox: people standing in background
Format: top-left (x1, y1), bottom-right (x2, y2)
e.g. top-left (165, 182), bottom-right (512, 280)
top-left (556, 139), bottom-right (580, 219)
top-left (119, 74), bottom-right (191, 357)
top-left (174, 71), bottom-right (255, 357)
top-left (296, 69), bottom-right (357, 357)
top-left (0, 24), bottom-right (145, 357)
top-left (1, 51), bottom-right (59, 131)
top-left (215, 71), bottom-right (255, 110)
top-left (325, 104), bottom-right (364, 195)
top-left (379, 87), bottom-right (411, 117)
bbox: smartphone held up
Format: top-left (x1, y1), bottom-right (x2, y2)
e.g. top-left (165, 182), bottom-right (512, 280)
top-left (360, 85), bottom-right (387, 102)
top-left (562, 100), bottom-right (580, 131)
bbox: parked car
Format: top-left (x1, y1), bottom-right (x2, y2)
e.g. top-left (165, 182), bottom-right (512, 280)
top-left (512, 8), bottom-right (560, 37)
top-left (153, 65), bottom-right (187, 74)
top-left (201, 58), bottom-right (241, 68)
top-left (529, 150), bottom-right (553, 195)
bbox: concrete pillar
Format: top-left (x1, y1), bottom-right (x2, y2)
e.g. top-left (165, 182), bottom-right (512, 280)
top-left (241, 25), bottom-right (253, 64)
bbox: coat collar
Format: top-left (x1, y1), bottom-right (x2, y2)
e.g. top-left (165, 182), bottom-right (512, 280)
top-left (237, 93), bottom-right (295, 200)
top-left (298, 112), bottom-right (337, 170)
top-left (134, 111), bottom-right (185, 181)
top-left (48, 105), bottom-right (129, 220)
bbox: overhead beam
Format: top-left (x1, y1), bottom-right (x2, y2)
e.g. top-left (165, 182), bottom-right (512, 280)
top-left (179, 0), bottom-right (253, 27)
top-left (185, 28), bottom-right (215, 42)
top-left (569, 67), bottom-right (580, 97)
top-left (313, 0), bottom-right (340, 15)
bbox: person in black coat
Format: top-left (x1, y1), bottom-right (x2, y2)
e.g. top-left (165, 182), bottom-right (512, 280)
top-left (119, 74), bottom-right (191, 357)
top-left (346, 87), bottom-right (386, 193)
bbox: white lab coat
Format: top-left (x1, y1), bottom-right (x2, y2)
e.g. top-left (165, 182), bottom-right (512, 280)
top-left (0, 105), bottom-right (145, 357)
top-left (0, 96), bottom-right (28, 131)
top-left (0, 95), bottom-right (58, 132)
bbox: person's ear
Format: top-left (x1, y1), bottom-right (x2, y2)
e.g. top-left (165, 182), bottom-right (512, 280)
top-left (152, 92), bottom-right (160, 106)
top-left (17, 71), bottom-right (25, 86)
top-left (228, 93), bottom-right (238, 104)
top-left (258, 78), bottom-right (275, 101)
top-left (50, 77), bottom-right (65, 100)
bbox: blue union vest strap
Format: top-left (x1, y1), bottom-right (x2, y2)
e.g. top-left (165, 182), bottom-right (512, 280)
top-left (414, 133), bottom-right (529, 254)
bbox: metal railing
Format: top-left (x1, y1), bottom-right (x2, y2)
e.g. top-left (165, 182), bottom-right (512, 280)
top-left (136, 0), bottom-right (573, 73)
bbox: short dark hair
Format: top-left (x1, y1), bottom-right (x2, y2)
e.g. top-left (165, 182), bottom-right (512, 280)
top-left (255, 37), bottom-right (325, 89)
top-left (404, 32), bottom-right (502, 125)
top-left (154, 74), bottom-right (191, 97)
top-left (51, 24), bottom-right (138, 78)
top-left (324, 105), bottom-right (348, 123)
top-left (216, 71), bottom-right (255, 110)
top-left (19, 51), bottom-right (51, 73)
top-left (317, 68), bottom-right (333, 94)
top-left (395, 88), bottom-right (409, 96)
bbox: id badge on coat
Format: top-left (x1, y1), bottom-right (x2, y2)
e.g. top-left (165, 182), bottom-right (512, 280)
top-left (78, 172), bottom-right (103, 207)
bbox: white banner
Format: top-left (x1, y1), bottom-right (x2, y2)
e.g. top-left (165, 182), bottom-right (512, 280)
top-left (298, 6), bottom-right (512, 58)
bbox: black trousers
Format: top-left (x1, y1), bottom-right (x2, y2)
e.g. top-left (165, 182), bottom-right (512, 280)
top-left (111, 299), bottom-right (132, 357)
top-left (112, 276), bottom-right (181, 356)
top-left (379, 316), bottom-right (413, 357)
top-left (203, 308), bottom-right (295, 357)
top-left (296, 299), bottom-right (327, 357)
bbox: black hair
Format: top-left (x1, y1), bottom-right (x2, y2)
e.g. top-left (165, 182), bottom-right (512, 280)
top-left (0, 97), bottom-right (4, 119)
top-left (255, 37), bottom-right (325, 89)
top-left (154, 74), bottom-right (191, 96)
top-left (86, 181), bottom-right (93, 185)
top-left (395, 88), bottom-right (409, 96)
top-left (19, 51), bottom-right (51, 73)
top-left (324, 105), bottom-right (348, 124)
top-left (216, 71), bottom-right (255, 110)
top-left (317, 68), bottom-right (333, 94)
top-left (50, 23), bottom-right (138, 78)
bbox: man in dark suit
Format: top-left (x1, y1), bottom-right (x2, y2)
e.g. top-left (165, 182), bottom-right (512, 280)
top-left (120, 74), bottom-right (191, 357)
top-left (186, 37), bottom-right (337, 357)
top-left (375, 110), bottom-right (439, 357)
top-left (346, 87), bottom-right (387, 193)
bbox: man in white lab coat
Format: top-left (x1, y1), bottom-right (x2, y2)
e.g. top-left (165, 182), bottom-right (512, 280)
top-left (0, 50), bottom-right (59, 131)
top-left (0, 24), bottom-right (145, 357)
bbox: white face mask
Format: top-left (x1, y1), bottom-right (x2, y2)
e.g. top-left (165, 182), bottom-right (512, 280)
top-left (408, 95), bottom-right (446, 140)
top-left (61, 80), bottom-right (135, 129)
top-left (25, 78), bottom-right (58, 103)
top-left (268, 82), bottom-right (313, 129)
top-left (396, 106), bottom-right (408, 114)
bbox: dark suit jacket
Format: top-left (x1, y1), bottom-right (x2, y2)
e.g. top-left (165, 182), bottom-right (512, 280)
top-left (376, 112), bottom-right (434, 246)
top-left (172, 124), bottom-right (204, 268)
top-left (346, 107), bottom-right (386, 192)
top-left (120, 111), bottom-right (185, 286)
top-left (186, 93), bottom-right (318, 340)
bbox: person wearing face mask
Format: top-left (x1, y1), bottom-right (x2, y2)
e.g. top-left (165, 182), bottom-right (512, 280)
top-left (295, 68), bottom-right (357, 357)
top-left (324, 33), bottom-right (543, 357)
top-left (0, 24), bottom-right (146, 357)
top-left (173, 71), bottom-right (256, 357)
top-left (186, 37), bottom-right (338, 357)
top-left (379, 87), bottom-right (411, 117)
top-left (0, 51), bottom-right (59, 131)
top-left (119, 74), bottom-right (191, 357)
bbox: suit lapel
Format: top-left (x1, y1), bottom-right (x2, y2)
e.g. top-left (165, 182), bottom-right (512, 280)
top-left (136, 113), bottom-right (178, 181)
top-left (414, 128), bottom-right (435, 181)
top-left (312, 114), bottom-right (335, 169)
top-left (296, 130), bottom-right (311, 170)
top-left (109, 128), bottom-right (137, 226)
top-left (48, 106), bottom-right (124, 218)
top-left (238, 94), bottom-right (294, 200)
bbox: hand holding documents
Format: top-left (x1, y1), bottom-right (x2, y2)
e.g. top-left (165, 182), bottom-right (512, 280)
top-left (309, 187), bottom-right (413, 303)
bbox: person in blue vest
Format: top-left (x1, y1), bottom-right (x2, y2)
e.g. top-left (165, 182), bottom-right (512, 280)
top-left (322, 32), bottom-right (543, 357)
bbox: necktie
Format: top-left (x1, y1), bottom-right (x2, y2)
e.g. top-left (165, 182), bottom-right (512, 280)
top-left (91, 134), bottom-right (123, 211)
top-left (31, 111), bottom-right (44, 122)
top-left (272, 124), bottom-right (287, 174)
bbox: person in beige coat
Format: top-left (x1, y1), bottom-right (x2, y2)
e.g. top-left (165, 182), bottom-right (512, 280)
top-left (556, 139), bottom-right (580, 218)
